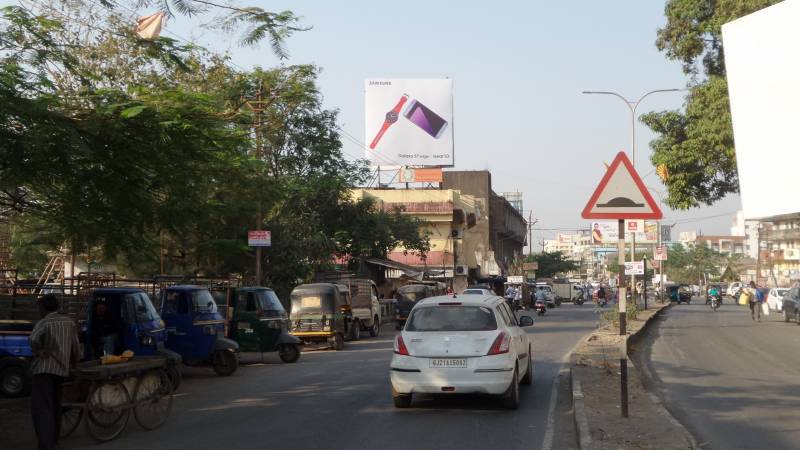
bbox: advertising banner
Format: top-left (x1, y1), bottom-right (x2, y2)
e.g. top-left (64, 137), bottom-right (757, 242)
top-left (248, 230), bottom-right (271, 247)
top-left (365, 79), bottom-right (454, 167)
top-left (401, 167), bottom-right (443, 183)
top-left (624, 261), bottom-right (645, 276)
top-left (591, 221), bottom-right (658, 244)
top-left (654, 246), bottom-right (668, 261)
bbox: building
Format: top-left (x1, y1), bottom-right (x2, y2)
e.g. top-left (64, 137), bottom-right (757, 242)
top-left (731, 210), bottom-right (760, 259)
top-left (695, 235), bottom-right (746, 255)
top-left (759, 213), bottom-right (800, 286)
top-left (442, 171), bottom-right (527, 277)
top-left (351, 188), bottom-right (477, 292)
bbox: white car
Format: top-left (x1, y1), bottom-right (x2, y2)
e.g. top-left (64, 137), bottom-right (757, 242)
top-left (727, 282), bottom-right (743, 298)
top-left (390, 295), bottom-right (534, 409)
top-left (461, 288), bottom-right (494, 295)
top-left (767, 288), bottom-right (790, 312)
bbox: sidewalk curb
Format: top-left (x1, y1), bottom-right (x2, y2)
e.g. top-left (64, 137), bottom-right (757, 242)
top-left (570, 369), bottom-right (592, 450)
top-left (568, 302), bottom-right (699, 450)
top-left (629, 304), bottom-right (700, 450)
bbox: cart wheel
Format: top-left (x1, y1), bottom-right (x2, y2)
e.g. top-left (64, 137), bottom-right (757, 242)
top-left (85, 381), bottom-right (131, 442)
top-left (60, 381), bottom-right (84, 439)
top-left (165, 364), bottom-right (182, 393)
top-left (133, 370), bottom-right (173, 430)
top-left (212, 350), bottom-right (238, 376)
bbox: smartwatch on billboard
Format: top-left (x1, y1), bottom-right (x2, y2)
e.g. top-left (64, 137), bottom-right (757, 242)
top-left (369, 94), bottom-right (409, 150)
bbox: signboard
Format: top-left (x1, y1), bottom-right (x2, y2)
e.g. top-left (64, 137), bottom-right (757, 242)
top-left (365, 79), bottom-right (454, 167)
top-left (400, 167), bottom-right (444, 183)
top-left (248, 230), bottom-right (272, 247)
top-left (592, 221), bottom-right (658, 244)
top-left (624, 261), bottom-right (645, 275)
top-left (627, 220), bottom-right (644, 233)
top-left (582, 152), bottom-right (663, 220)
top-left (558, 234), bottom-right (573, 244)
top-left (522, 262), bottom-right (539, 271)
top-left (722, 1), bottom-right (800, 219)
top-left (507, 275), bottom-right (524, 284)
top-left (650, 259), bottom-right (661, 269)
top-left (654, 246), bottom-right (668, 261)
top-left (660, 224), bottom-right (672, 243)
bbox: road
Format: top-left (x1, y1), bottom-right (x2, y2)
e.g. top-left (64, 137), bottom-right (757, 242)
top-left (636, 300), bottom-right (800, 450)
top-left (40, 304), bottom-right (597, 450)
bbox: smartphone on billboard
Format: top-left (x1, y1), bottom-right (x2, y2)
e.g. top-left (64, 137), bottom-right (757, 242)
top-left (402, 99), bottom-right (448, 139)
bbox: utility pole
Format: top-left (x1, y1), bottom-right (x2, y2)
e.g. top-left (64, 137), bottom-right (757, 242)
top-left (246, 80), bottom-right (267, 285)
top-left (528, 212), bottom-right (533, 256)
top-left (617, 219), bottom-right (628, 418)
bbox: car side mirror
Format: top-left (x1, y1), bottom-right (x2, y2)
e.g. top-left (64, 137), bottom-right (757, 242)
top-left (518, 316), bottom-right (534, 327)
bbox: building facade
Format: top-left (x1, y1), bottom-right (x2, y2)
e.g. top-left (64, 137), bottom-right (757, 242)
top-left (760, 213), bottom-right (800, 286)
top-left (442, 171), bottom-right (528, 278)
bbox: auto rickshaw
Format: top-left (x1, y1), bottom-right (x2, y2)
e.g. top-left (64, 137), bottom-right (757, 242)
top-left (289, 283), bottom-right (353, 351)
top-left (667, 284), bottom-right (692, 304)
top-left (394, 284), bottom-right (433, 330)
top-left (159, 285), bottom-right (239, 376)
top-left (83, 288), bottom-right (183, 390)
top-left (228, 287), bottom-right (301, 363)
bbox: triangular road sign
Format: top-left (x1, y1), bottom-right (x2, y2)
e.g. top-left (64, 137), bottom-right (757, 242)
top-left (581, 152), bottom-right (663, 219)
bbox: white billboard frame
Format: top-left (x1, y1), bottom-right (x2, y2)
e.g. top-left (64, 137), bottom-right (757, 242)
top-left (364, 78), bottom-right (454, 167)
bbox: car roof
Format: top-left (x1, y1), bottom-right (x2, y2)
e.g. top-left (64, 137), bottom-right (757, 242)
top-left (416, 294), bottom-right (504, 307)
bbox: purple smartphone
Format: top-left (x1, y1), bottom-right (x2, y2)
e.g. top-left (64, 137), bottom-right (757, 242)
top-left (402, 99), bottom-right (448, 139)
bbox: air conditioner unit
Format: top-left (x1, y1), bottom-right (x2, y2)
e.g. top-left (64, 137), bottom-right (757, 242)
top-left (455, 265), bottom-right (469, 276)
top-left (451, 229), bottom-right (464, 239)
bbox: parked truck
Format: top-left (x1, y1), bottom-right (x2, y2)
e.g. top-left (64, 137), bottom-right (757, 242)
top-left (338, 278), bottom-right (382, 338)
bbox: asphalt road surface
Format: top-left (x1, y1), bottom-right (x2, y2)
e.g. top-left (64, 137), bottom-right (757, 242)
top-left (47, 304), bottom-right (598, 450)
top-left (637, 300), bottom-right (800, 450)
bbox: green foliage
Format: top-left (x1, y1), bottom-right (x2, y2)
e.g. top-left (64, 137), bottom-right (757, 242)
top-left (530, 251), bottom-right (578, 278)
top-left (600, 301), bottom-right (639, 328)
top-left (0, 6), bottom-right (429, 291)
top-left (644, 0), bottom-right (781, 209)
top-left (663, 243), bottom-right (723, 284)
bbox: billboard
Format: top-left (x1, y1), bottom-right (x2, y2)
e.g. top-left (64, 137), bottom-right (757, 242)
top-left (248, 230), bottom-right (271, 247)
top-left (365, 79), bottom-right (454, 167)
top-left (722, 1), bottom-right (800, 219)
top-left (591, 221), bottom-right (658, 244)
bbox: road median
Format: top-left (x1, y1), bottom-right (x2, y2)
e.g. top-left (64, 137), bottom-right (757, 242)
top-left (569, 301), bottom-right (697, 450)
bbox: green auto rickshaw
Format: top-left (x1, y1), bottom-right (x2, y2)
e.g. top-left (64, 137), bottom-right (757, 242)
top-left (227, 287), bottom-right (301, 363)
top-left (289, 283), bottom-right (353, 351)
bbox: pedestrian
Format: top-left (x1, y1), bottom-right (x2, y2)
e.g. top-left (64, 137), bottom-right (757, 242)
top-left (743, 281), bottom-right (761, 322)
top-left (635, 281), bottom-right (644, 305)
top-left (29, 294), bottom-right (81, 450)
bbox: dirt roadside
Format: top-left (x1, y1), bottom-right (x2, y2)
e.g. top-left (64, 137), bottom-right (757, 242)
top-left (569, 302), bottom-right (696, 450)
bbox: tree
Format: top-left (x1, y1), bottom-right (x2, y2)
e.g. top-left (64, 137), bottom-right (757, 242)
top-left (529, 252), bottom-right (578, 279)
top-left (663, 243), bottom-right (724, 284)
top-left (642, 0), bottom-right (781, 209)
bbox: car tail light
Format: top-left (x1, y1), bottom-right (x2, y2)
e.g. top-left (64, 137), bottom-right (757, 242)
top-left (394, 335), bottom-right (410, 356)
top-left (487, 331), bottom-right (511, 355)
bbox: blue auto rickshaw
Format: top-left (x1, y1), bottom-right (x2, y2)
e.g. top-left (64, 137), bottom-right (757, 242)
top-left (84, 287), bottom-right (182, 390)
top-left (159, 285), bottom-right (239, 376)
top-left (0, 321), bottom-right (34, 397)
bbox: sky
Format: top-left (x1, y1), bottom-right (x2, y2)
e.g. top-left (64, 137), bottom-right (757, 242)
top-left (15, 0), bottom-right (745, 248)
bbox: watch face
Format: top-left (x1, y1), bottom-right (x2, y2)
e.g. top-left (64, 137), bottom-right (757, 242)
top-left (385, 111), bottom-right (399, 123)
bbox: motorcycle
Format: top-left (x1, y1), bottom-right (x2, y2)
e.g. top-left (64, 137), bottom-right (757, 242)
top-left (534, 300), bottom-right (547, 316)
top-left (710, 295), bottom-right (720, 311)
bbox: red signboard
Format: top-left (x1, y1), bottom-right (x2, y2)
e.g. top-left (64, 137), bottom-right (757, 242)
top-left (248, 230), bottom-right (271, 247)
top-left (582, 152), bottom-right (663, 220)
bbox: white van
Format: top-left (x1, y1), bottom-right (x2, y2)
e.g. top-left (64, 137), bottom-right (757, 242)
top-left (726, 282), bottom-right (743, 298)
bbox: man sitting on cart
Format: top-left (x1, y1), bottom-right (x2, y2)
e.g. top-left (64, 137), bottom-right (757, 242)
top-left (29, 294), bottom-right (82, 450)
top-left (91, 299), bottom-right (120, 357)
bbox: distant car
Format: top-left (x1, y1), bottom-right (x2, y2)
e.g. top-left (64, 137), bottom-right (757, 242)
top-left (767, 288), bottom-right (789, 312)
top-left (390, 295), bottom-right (534, 409)
top-left (780, 287), bottom-right (800, 323)
top-left (461, 288), bottom-right (494, 295)
top-left (727, 282), bottom-right (743, 298)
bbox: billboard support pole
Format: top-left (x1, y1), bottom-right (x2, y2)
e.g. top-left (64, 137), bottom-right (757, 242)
top-left (617, 219), bottom-right (628, 418)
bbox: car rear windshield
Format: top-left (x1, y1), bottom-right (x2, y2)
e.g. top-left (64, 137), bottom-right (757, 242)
top-left (406, 306), bottom-right (497, 332)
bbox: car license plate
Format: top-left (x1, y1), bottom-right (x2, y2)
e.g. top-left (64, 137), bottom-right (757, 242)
top-left (430, 358), bottom-right (467, 369)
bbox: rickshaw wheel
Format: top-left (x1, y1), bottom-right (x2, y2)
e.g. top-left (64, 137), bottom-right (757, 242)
top-left (278, 344), bottom-right (301, 363)
top-left (212, 350), bottom-right (238, 376)
top-left (60, 381), bottom-right (84, 439)
top-left (333, 333), bottom-right (345, 351)
top-left (85, 381), bottom-right (131, 442)
top-left (133, 369), bottom-right (173, 430)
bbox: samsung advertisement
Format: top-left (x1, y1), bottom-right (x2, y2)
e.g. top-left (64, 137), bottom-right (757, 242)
top-left (364, 78), bottom-right (454, 167)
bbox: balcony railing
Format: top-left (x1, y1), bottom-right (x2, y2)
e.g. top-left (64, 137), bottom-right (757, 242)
top-left (767, 228), bottom-right (800, 241)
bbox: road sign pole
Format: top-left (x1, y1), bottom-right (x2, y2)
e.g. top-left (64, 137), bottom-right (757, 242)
top-left (618, 219), bottom-right (628, 418)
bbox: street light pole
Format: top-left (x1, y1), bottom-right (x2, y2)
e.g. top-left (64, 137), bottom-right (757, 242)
top-left (582, 89), bottom-right (682, 305)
